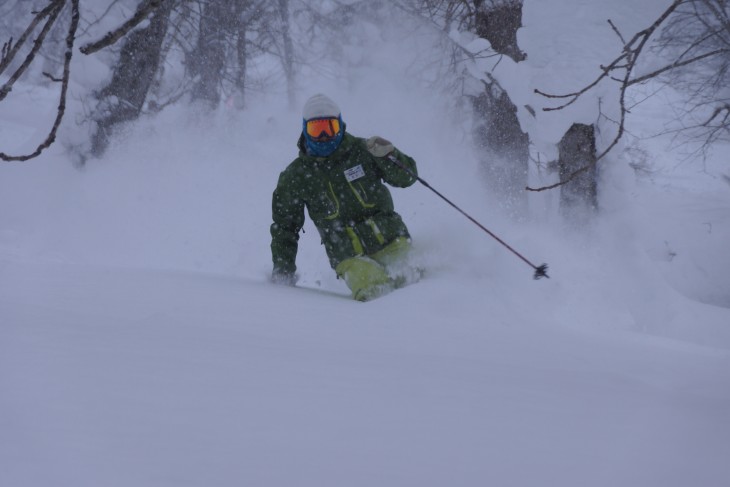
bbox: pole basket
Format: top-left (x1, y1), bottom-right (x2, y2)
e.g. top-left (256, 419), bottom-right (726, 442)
top-left (533, 264), bottom-right (550, 280)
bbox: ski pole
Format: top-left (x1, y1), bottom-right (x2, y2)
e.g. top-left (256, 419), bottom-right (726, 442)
top-left (387, 154), bottom-right (549, 279)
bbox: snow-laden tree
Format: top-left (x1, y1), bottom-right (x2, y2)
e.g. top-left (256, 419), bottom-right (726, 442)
top-left (405, 0), bottom-right (530, 219)
top-left (86, 0), bottom-right (286, 159)
top-left (0, 0), bottom-right (297, 161)
top-left (88, 0), bottom-right (173, 157)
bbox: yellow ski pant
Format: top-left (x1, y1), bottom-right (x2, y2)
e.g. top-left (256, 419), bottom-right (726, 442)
top-left (335, 237), bottom-right (411, 302)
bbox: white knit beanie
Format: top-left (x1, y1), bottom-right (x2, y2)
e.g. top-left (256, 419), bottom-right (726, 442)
top-left (302, 94), bottom-right (341, 120)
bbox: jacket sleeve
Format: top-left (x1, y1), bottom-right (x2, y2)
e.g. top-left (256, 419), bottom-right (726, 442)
top-left (372, 147), bottom-right (418, 188)
top-left (270, 170), bottom-right (305, 276)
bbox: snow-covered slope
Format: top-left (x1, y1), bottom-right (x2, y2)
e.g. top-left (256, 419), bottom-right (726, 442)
top-left (2, 257), bottom-right (729, 487)
top-left (1, 1), bottom-right (729, 486)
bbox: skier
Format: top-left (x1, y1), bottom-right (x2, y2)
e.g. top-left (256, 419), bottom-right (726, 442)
top-left (270, 93), bottom-right (420, 301)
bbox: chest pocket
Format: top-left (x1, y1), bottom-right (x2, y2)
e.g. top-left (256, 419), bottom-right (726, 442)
top-left (323, 181), bottom-right (340, 220)
top-left (348, 180), bottom-right (376, 209)
top-left (343, 163), bottom-right (376, 209)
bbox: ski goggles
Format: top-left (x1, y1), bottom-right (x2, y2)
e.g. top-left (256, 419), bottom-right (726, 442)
top-left (305, 117), bottom-right (341, 140)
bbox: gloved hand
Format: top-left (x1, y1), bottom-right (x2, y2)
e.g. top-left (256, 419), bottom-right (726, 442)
top-left (271, 271), bottom-right (298, 286)
top-left (366, 136), bottom-right (394, 158)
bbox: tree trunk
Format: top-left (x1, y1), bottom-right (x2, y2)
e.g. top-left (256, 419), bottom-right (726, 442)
top-left (468, 1), bottom-right (528, 218)
top-left (558, 123), bottom-right (598, 221)
top-left (471, 78), bottom-right (530, 218)
top-left (90, 3), bottom-right (170, 157)
top-left (232, 1), bottom-right (248, 110)
top-left (278, 0), bottom-right (296, 110)
top-left (189, 0), bottom-right (230, 108)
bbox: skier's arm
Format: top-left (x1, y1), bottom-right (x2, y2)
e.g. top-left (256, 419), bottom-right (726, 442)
top-left (366, 136), bottom-right (418, 188)
top-left (270, 172), bottom-right (305, 282)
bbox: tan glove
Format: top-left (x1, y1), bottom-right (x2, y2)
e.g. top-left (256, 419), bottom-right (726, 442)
top-left (366, 136), bottom-right (395, 158)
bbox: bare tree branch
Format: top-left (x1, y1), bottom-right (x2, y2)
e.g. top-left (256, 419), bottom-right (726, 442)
top-left (0, 1), bottom-right (62, 76)
top-left (608, 19), bottom-right (627, 45)
top-left (0, 0), bottom-right (65, 102)
top-left (1, 38), bottom-right (11, 64)
top-left (527, 0), bottom-right (691, 191)
top-left (628, 47), bottom-right (727, 86)
top-left (1, 0), bottom-right (80, 162)
top-left (79, 0), bottom-right (163, 55)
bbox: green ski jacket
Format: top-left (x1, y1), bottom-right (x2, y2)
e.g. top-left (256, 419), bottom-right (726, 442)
top-left (271, 133), bottom-right (418, 276)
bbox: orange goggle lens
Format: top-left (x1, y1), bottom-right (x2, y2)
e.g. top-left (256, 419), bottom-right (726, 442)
top-left (306, 118), bottom-right (341, 139)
